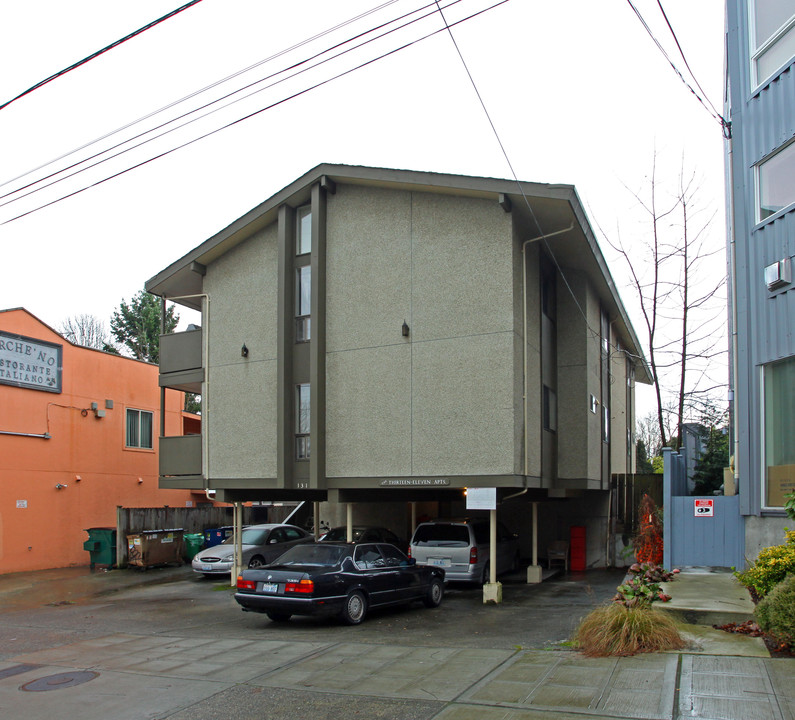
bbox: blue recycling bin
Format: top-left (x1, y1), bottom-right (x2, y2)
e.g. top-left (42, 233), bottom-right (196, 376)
top-left (203, 526), bottom-right (233, 548)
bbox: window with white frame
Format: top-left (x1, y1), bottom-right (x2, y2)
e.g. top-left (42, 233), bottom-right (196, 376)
top-left (764, 356), bottom-right (795, 508)
top-left (296, 205), bottom-right (312, 255)
top-left (295, 383), bottom-right (310, 460)
top-left (126, 408), bottom-right (153, 449)
top-left (296, 265), bottom-right (311, 341)
top-left (758, 141), bottom-right (795, 221)
top-left (751, 0), bottom-right (795, 87)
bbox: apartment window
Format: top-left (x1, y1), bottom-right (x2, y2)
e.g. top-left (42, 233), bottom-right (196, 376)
top-left (752, 0), bottom-right (795, 86)
top-left (764, 357), bottom-right (795, 508)
top-left (543, 385), bottom-right (557, 432)
top-left (126, 408), bottom-right (153, 449)
top-left (758, 141), bottom-right (795, 221)
top-left (296, 383), bottom-right (310, 460)
top-left (296, 205), bottom-right (312, 255)
top-left (296, 265), bottom-right (311, 341)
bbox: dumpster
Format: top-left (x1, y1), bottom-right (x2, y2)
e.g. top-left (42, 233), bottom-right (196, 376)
top-left (127, 528), bottom-right (185, 568)
top-left (83, 527), bottom-right (117, 570)
top-left (183, 532), bottom-right (204, 561)
top-left (204, 526), bottom-right (233, 548)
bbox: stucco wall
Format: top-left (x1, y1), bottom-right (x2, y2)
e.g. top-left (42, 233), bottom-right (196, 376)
top-left (205, 224), bottom-right (278, 479)
top-left (324, 185), bottom-right (516, 478)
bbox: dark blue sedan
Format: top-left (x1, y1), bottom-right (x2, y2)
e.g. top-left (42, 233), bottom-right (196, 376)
top-left (234, 542), bottom-right (445, 625)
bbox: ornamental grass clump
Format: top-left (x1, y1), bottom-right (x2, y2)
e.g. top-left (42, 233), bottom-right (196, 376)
top-left (574, 562), bottom-right (683, 657)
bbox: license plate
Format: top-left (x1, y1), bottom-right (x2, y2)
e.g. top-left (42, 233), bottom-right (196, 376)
top-left (201, 564), bottom-right (213, 572)
top-left (429, 558), bottom-right (451, 567)
top-left (259, 582), bottom-right (279, 593)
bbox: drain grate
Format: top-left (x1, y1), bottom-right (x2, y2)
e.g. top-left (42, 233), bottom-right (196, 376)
top-left (20, 671), bottom-right (99, 692)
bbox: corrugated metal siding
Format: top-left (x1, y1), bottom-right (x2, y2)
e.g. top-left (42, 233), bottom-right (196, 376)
top-left (728, 1), bottom-right (795, 517)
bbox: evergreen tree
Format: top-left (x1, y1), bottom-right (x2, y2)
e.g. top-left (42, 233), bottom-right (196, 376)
top-left (109, 290), bottom-right (178, 363)
top-left (636, 439), bottom-right (655, 474)
top-left (692, 426), bottom-right (730, 495)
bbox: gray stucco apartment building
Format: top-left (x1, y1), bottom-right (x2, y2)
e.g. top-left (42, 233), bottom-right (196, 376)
top-left (147, 164), bottom-right (650, 567)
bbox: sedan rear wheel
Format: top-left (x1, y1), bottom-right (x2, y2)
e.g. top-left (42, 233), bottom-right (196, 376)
top-left (340, 590), bottom-right (367, 625)
top-left (266, 612), bottom-right (291, 623)
top-left (423, 577), bottom-right (444, 608)
top-left (248, 555), bottom-right (266, 569)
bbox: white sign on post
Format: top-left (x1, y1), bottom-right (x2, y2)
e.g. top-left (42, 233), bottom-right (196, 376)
top-left (694, 499), bottom-right (714, 517)
top-left (466, 488), bottom-right (497, 510)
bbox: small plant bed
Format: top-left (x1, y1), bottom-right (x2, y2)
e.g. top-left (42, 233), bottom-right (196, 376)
top-left (573, 562), bottom-right (684, 657)
top-left (713, 620), bottom-right (795, 658)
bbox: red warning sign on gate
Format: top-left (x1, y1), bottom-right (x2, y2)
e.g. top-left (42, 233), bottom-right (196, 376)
top-left (694, 498), bottom-right (714, 517)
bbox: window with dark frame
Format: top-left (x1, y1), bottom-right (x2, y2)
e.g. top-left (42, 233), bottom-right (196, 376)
top-left (295, 265), bottom-right (311, 341)
top-left (126, 408), bottom-right (153, 449)
top-left (295, 383), bottom-right (310, 460)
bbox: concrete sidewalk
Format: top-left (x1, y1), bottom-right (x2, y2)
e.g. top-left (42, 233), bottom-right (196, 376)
top-left (0, 565), bottom-right (792, 720)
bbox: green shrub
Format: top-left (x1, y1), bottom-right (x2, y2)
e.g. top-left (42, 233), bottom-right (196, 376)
top-left (574, 604), bottom-right (684, 657)
top-left (734, 530), bottom-right (795, 598)
top-left (755, 574), bottom-right (795, 651)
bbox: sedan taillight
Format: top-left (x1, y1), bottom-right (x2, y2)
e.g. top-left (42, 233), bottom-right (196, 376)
top-left (469, 547), bottom-right (478, 565)
top-left (237, 576), bottom-right (256, 590)
top-left (285, 579), bottom-right (314, 594)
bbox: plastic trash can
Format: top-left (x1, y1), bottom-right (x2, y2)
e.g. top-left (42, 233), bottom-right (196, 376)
top-left (203, 526), bottom-right (233, 548)
top-left (83, 527), bottom-right (117, 570)
top-left (183, 532), bottom-right (204, 561)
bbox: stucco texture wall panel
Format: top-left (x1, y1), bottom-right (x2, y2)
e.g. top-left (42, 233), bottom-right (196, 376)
top-left (325, 186), bottom-right (412, 353)
top-left (205, 224), bottom-right (278, 367)
top-left (411, 194), bottom-right (513, 341)
top-left (412, 333), bottom-right (514, 476)
top-left (325, 345), bottom-right (411, 478)
top-left (207, 360), bottom-right (277, 479)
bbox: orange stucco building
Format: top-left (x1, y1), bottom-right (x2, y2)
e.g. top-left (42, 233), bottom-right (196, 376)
top-left (0, 308), bottom-right (207, 574)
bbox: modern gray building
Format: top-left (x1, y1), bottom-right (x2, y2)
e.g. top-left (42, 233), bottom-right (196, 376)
top-left (146, 164), bottom-right (650, 567)
top-left (725, 1), bottom-right (795, 559)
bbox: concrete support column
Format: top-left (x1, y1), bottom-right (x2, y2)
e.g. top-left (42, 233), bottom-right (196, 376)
top-left (483, 508), bottom-right (503, 604)
top-left (527, 502), bottom-right (542, 583)
top-left (346, 503), bottom-right (353, 542)
top-left (231, 502), bottom-right (243, 586)
top-left (313, 501), bottom-right (321, 539)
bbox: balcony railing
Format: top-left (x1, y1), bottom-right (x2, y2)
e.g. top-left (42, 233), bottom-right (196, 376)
top-left (159, 329), bottom-right (203, 393)
top-left (159, 434), bottom-right (202, 480)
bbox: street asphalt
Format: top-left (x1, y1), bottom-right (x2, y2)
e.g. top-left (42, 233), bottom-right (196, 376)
top-left (0, 563), bottom-right (792, 719)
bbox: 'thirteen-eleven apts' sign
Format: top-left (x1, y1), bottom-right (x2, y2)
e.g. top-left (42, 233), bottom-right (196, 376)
top-left (0, 332), bottom-right (62, 393)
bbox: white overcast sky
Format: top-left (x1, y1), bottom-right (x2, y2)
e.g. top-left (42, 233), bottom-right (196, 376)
top-left (0, 0), bottom-right (728, 417)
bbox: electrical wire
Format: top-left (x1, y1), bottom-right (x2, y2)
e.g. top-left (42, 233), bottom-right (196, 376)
top-left (1, 0), bottom-right (509, 225)
top-left (0, 0), bottom-right (205, 112)
top-left (0, 0), bottom-right (402, 191)
top-left (0, 0), bottom-right (463, 209)
top-left (625, 0), bottom-right (730, 137)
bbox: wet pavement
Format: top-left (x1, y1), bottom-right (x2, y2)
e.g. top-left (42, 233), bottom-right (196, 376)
top-left (0, 564), bottom-right (792, 719)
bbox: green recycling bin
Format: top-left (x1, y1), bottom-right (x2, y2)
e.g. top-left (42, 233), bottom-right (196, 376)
top-left (184, 533), bottom-right (204, 561)
top-left (83, 527), bottom-right (117, 570)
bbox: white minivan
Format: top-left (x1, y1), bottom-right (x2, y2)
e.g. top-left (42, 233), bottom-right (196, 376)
top-left (409, 518), bottom-right (520, 584)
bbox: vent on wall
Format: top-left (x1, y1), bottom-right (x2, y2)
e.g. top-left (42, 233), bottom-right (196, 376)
top-left (765, 257), bottom-right (792, 290)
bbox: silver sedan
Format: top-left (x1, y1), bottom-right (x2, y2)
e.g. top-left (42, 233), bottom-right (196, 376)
top-left (191, 523), bottom-right (313, 576)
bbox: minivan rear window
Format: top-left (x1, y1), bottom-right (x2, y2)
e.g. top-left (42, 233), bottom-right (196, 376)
top-left (412, 524), bottom-right (470, 545)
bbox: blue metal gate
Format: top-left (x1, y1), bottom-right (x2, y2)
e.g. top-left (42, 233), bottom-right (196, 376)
top-left (662, 448), bottom-right (745, 569)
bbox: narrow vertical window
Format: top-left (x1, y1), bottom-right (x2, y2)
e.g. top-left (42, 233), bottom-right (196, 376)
top-left (126, 408), bottom-right (153, 449)
top-left (296, 266), bottom-right (311, 341)
top-left (296, 383), bottom-right (310, 460)
top-left (296, 205), bottom-right (312, 255)
top-left (764, 357), bottom-right (795, 507)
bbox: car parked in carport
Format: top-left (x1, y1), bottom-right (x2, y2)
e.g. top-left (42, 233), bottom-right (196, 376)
top-left (234, 541), bottom-right (445, 624)
top-left (191, 523), bottom-right (312, 576)
top-left (318, 525), bottom-right (409, 554)
top-left (409, 518), bottom-right (520, 584)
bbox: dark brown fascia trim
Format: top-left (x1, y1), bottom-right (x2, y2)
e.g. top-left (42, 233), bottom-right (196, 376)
top-left (145, 164), bottom-right (574, 294)
top-left (326, 474), bottom-right (525, 489)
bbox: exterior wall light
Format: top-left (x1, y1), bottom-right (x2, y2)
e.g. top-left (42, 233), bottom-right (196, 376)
top-left (55, 483), bottom-right (67, 490)
top-left (241, 343), bottom-right (249, 357)
top-left (402, 321), bottom-right (409, 337)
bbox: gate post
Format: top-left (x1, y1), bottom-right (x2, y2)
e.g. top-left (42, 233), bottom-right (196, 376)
top-left (663, 447), bottom-right (673, 570)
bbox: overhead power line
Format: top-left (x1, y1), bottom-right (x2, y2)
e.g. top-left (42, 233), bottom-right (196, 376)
top-left (0, 1), bottom-right (205, 112)
top-left (1, 0), bottom-right (510, 225)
